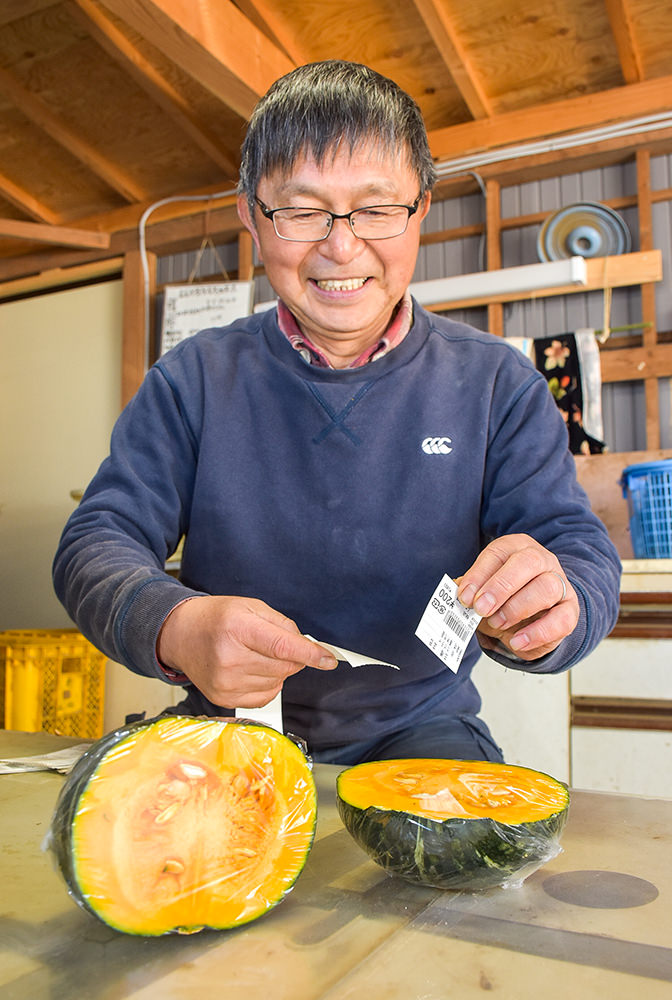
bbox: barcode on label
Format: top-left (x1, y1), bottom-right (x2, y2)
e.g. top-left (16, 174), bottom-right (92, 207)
top-left (416, 573), bottom-right (482, 673)
top-left (443, 610), bottom-right (472, 643)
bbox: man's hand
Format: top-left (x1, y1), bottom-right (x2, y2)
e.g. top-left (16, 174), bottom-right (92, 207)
top-left (156, 595), bottom-right (338, 708)
top-left (456, 534), bottom-right (578, 660)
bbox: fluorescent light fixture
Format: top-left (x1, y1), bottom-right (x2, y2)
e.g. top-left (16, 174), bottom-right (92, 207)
top-left (409, 256), bottom-right (587, 307)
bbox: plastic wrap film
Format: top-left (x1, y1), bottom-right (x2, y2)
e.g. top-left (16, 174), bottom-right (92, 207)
top-left (46, 715), bottom-right (317, 935)
top-left (336, 759), bottom-right (569, 891)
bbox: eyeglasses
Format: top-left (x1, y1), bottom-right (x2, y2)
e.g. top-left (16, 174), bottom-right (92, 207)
top-left (254, 195), bottom-right (422, 242)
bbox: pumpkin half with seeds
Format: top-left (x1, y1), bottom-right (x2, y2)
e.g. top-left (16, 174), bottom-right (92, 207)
top-left (337, 758), bottom-right (569, 891)
top-left (48, 715), bottom-right (317, 935)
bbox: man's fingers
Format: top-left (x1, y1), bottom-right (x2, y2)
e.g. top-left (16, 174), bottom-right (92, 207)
top-left (476, 587), bottom-right (578, 660)
top-left (508, 601), bottom-right (577, 656)
top-left (458, 540), bottom-right (548, 617)
top-left (238, 603), bottom-right (339, 671)
top-left (483, 569), bottom-right (570, 630)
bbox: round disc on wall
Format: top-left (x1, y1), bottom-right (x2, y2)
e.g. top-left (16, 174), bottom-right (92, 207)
top-left (537, 202), bottom-right (632, 261)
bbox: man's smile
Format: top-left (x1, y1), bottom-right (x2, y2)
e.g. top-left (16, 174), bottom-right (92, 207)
top-left (313, 277), bottom-right (370, 292)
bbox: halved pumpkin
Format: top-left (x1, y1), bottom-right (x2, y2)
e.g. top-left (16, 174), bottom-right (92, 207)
top-left (337, 758), bottom-right (569, 890)
top-left (49, 715), bottom-right (317, 935)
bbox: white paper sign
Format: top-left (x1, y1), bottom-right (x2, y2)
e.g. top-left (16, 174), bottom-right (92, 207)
top-left (160, 281), bottom-right (254, 354)
top-left (415, 574), bottom-right (482, 673)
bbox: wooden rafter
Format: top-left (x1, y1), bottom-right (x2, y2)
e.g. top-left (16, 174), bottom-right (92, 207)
top-left (98, 0), bottom-right (295, 120)
top-left (0, 219), bottom-right (110, 249)
top-left (232, 0), bottom-right (312, 65)
top-left (69, 0), bottom-right (239, 179)
top-left (429, 75), bottom-right (672, 160)
top-left (0, 170), bottom-right (61, 224)
top-left (411, 0), bottom-right (492, 119)
top-left (0, 258), bottom-right (124, 302)
top-left (0, 66), bottom-right (146, 204)
top-left (604, 0), bottom-right (644, 84)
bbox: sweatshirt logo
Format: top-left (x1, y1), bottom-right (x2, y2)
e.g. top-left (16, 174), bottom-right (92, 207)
top-left (422, 436), bottom-right (452, 455)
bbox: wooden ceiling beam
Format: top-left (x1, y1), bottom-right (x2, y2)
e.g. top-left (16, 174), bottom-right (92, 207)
top-left (69, 0), bottom-right (239, 179)
top-left (0, 170), bottom-right (61, 224)
top-left (232, 0), bottom-right (312, 65)
top-left (0, 218), bottom-right (110, 249)
top-left (98, 0), bottom-right (295, 120)
top-left (0, 66), bottom-right (146, 203)
top-left (604, 0), bottom-right (644, 84)
top-left (410, 0), bottom-right (492, 119)
top-left (0, 197), bottom-right (242, 282)
top-left (429, 75), bottom-right (672, 159)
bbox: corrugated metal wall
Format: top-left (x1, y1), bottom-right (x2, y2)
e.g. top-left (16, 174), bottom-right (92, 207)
top-left (157, 155), bottom-right (672, 452)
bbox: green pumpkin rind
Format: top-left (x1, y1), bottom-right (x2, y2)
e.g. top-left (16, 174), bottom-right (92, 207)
top-left (337, 773), bottom-right (569, 891)
top-left (48, 715), bottom-right (317, 934)
top-left (48, 719), bottom-right (143, 920)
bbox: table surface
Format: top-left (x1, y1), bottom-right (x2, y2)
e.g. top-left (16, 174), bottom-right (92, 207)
top-left (1, 730), bottom-right (671, 1000)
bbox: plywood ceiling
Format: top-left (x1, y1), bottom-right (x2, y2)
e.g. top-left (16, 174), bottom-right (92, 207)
top-left (1, 0), bottom-right (671, 272)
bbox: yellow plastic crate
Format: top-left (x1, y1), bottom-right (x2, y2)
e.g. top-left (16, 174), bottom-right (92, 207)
top-left (0, 629), bottom-right (106, 739)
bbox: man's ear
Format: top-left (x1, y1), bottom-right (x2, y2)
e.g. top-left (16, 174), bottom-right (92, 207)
top-left (418, 190), bottom-right (432, 223)
top-left (237, 194), bottom-right (262, 260)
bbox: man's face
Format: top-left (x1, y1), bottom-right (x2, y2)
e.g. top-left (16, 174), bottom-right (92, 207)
top-left (237, 143), bottom-right (431, 364)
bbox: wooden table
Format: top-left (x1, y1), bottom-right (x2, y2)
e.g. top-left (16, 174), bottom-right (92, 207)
top-left (1, 730), bottom-right (671, 999)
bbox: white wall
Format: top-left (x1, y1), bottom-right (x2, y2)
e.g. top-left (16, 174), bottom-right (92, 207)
top-left (0, 281), bottom-right (123, 630)
top-left (471, 655), bottom-right (570, 783)
top-left (0, 280), bottom-right (187, 733)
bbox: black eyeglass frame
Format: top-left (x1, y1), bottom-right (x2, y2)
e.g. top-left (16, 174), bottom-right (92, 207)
top-left (254, 194), bottom-right (422, 242)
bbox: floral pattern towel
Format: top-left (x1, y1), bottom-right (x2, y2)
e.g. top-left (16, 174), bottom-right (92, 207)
top-left (533, 331), bottom-right (606, 455)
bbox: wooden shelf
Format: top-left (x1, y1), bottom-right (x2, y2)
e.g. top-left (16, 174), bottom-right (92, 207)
top-left (571, 696), bottom-right (672, 730)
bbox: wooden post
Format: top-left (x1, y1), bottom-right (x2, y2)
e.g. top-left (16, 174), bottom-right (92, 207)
top-left (636, 150), bottom-right (660, 449)
top-left (485, 179), bottom-right (503, 336)
top-left (122, 248), bottom-right (156, 407)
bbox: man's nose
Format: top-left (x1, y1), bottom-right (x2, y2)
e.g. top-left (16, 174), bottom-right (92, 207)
top-left (319, 216), bottom-right (365, 257)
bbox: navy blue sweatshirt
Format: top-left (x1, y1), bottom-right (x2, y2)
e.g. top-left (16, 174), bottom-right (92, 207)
top-left (53, 303), bottom-right (621, 751)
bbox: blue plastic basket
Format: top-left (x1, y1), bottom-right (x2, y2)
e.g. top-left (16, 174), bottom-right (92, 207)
top-left (620, 460), bottom-right (672, 558)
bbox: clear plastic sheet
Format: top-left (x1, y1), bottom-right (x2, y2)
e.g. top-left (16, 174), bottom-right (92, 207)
top-left (336, 759), bottom-right (569, 892)
top-left (45, 715), bottom-right (317, 936)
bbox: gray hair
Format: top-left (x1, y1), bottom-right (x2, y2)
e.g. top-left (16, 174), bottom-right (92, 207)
top-left (238, 60), bottom-right (437, 212)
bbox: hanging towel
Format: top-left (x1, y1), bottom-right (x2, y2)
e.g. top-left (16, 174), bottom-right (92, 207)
top-left (503, 336), bottom-right (535, 361)
top-left (534, 330), bottom-right (606, 455)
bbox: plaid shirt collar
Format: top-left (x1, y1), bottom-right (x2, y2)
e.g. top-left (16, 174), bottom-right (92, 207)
top-left (276, 291), bottom-right (413, 369)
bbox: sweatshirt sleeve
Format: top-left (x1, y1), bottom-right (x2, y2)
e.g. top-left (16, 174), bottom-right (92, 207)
top-left (476, 355), bottom-right (621, 675)
top-left (52, 361), bottom-right (207, 681)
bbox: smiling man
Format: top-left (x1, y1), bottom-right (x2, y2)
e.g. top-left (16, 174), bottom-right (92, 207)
top-left (54, 61), bottom-right (621, 764)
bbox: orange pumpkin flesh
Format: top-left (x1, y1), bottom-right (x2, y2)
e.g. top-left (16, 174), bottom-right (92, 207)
top-left (52, 716), bottom-right (317, 935)
top-left (337, 758), bottom-right (568, 822)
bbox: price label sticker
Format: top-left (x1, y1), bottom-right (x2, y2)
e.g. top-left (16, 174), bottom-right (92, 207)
top-left (415, 574), bottom-right (482, 673)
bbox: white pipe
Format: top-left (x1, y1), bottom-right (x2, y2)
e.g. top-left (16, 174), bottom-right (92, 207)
top-left (434, 113), bottom-right (672, 178)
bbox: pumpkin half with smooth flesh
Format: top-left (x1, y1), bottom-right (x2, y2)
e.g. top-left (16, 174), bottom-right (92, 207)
top-left (336, 758), bottom-right (569, 890)
top-left (49, 715), bottom-right (317, 935)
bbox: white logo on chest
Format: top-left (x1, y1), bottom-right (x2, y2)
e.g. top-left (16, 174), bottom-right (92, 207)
top-left (421, 436), bottom-right (452, 455)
